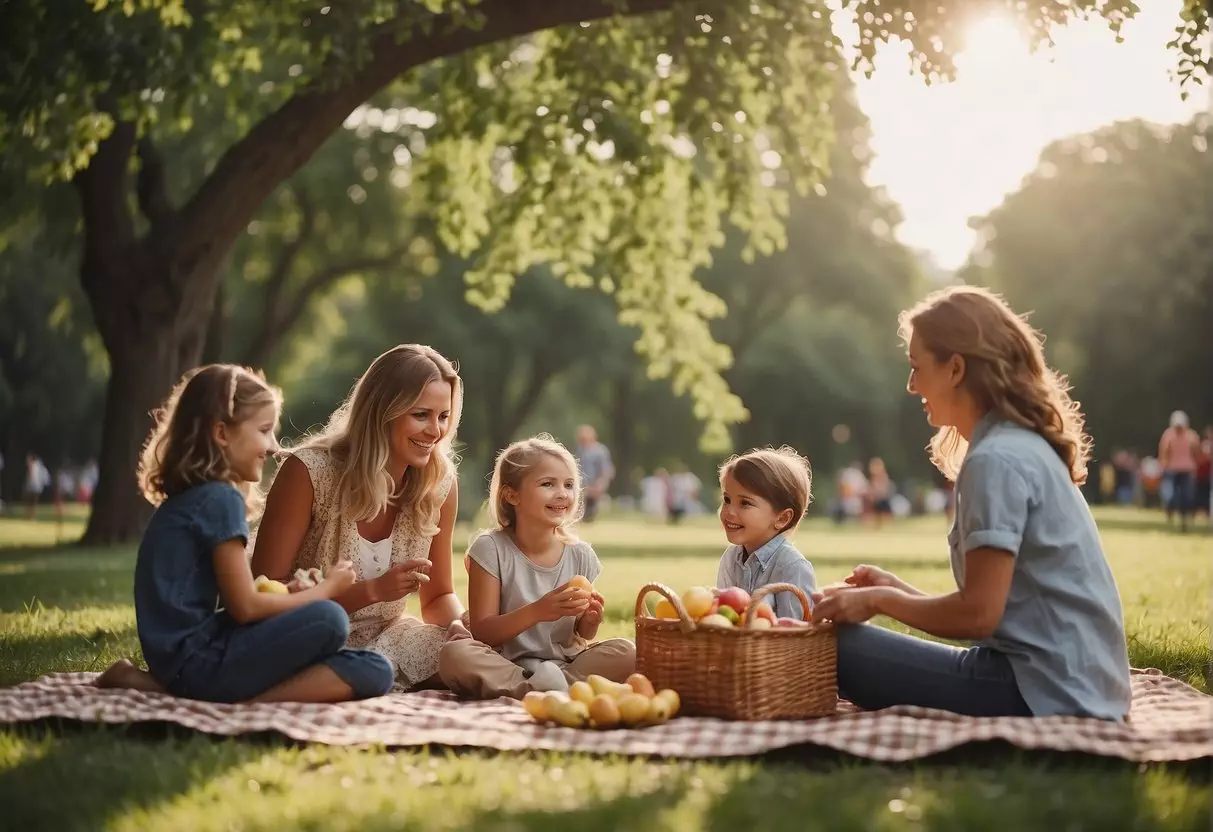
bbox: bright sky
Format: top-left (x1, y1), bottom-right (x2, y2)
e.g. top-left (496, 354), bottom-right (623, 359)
top-left (846, 0), bottom-right (1207, 271)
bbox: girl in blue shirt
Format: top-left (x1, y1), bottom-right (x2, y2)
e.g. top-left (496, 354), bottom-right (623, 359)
top-left (96, 364), bottom-right (393, 703)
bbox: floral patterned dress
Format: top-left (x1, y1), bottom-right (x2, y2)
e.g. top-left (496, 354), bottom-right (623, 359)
top-left (259, 447), bottom-right (454, 689)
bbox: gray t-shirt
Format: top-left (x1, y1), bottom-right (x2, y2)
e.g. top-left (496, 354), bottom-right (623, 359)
top-left (467, 530), bottom-right (602, 672)
top-left (951, 415), bottom-right (1132, 721)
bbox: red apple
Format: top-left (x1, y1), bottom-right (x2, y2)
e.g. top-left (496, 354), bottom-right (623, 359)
top-left (716, 586), bottom-right (751, 616)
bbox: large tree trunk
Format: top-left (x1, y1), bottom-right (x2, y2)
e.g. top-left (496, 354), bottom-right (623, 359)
top-left (81, 267), bottom-right (215, 545)
top-left (71, 0), bottom-right (677, 544)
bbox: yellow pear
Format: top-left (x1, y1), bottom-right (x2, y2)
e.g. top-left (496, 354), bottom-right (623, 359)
top-left (587, 674), bottom-right (633, 699)
top-left (626, 673), bottom-right (656, 697)
top-left (617, 694), bottom-right (652, 727)
top-left (569, 680), bottom-right (595, 704)
top-left (253, 575), bottom-right (289, 595)
top-left (588, 694), bottom-right (622, 729)
top-left (521, 691), bottom-right (550, 722)
top-left (654, 689), bottom-right (681, 718)
top-left (648, 691), bottom-right (678, 724)
top-left (550, 698), bottom-right (590, 729)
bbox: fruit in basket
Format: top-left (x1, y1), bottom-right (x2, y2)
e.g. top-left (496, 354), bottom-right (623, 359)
top-left (716, 586), bottom-right (751, 616)
top-left (627, 673), bottom-right (656, 697)
top-left (588, 694), bottom-right (622, 729)
top-left (681, 586), bottom-right (717, 619)
top-left (568, 575), bottom-right (593, 592)
top-left (653, 599), bottom-right (680, 620)
top-left (588, 674), bottom-right (633, 699)
top-left (752, 602), bottom-right (777, 625)
top-left (747, 616), bottom-right (773, 630)
top-left (617, 693), bottom-right (652, 727)
top-left (717, 605), bottom-right (740, 625)
top-left (698, 613), bottom-right (734, 628)
top-left (550, 698), bottom-right (591, 728)
top-left (569, 680), bottom-right (595, 704)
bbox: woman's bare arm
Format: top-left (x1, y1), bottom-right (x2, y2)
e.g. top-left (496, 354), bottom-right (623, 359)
top-left (419, 480), bottom-right (464, 627)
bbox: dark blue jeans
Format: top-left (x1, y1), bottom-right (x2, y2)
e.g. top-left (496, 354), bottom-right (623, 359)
top-left (835, 623), bottom-right (1033, 717)
top-left (170, 600), bottom-right (394, 702)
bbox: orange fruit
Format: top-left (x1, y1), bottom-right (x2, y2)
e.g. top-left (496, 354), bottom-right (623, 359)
top-left (568, 575), bottom-right (593, 592)
top-left (654, 599), bottom-right (679, 619)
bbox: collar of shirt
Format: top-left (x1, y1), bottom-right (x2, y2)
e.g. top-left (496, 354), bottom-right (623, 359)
top-left (969, 410), bottom-right (1003, 448)
top-left (733, 533), bottom-right (788, 569)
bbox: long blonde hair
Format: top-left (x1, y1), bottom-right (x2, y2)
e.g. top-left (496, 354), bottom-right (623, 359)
top-left (485, 434), bottom-right (582, 543)
top-left (295, 344), bottom-right (462, 533)
top-left (899, 285), bottom-right (1091, 485)
top-left (138, 364), bottom-right (281, 517)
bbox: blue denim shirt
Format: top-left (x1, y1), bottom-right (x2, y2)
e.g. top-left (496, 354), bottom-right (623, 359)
top-left (715, 533), bottom-right (817, 621)
top-left (951, 414), bottom-right (1132, 720)
top-left (133, 481), bottom-right (249, 685)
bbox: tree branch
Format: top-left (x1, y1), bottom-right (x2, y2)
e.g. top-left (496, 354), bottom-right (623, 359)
top-left (259, 185), bottom-right (317, 331)
top-left (241, 246), bottom-right (407, 368)
top-left (135, 136), bottom-right (175, 230)
top-left (501, 351), bottom-right (559, 442)
top-left (174, 0), bottom-right (680, 279)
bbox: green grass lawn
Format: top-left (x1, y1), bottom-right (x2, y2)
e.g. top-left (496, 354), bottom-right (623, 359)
top-left (1, 506), bottom-right (1209, 830)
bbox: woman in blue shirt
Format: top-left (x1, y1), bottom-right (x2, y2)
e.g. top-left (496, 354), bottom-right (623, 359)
top-left (813, 286), bottom-right (1132, 721)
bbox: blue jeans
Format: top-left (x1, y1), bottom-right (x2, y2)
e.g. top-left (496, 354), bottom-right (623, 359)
top-left (835, 623), bottom-right (1032, 717)
top-left (1164, 471), bottom-right (1195, 514)
top-left (169, 600), bottom-right (394, 702)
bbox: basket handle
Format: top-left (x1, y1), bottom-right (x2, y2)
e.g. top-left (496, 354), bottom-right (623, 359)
top-left (741, 582), bottom-right (814, 627)
top-left (634, 582), bottom-right (697, 634)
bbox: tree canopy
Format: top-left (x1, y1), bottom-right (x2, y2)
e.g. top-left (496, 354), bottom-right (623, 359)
top-left (1, 0), bottom-right (1207, 540)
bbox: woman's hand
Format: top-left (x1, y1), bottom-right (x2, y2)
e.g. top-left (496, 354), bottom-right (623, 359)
top-left (844, 564), bottom-right (902, 589)
top-left (811, 586), bottom-right (893, 625)
top-left (368, 558), bottom-right (432, 603)
top-left (533, 583), bottom-right (591, 623)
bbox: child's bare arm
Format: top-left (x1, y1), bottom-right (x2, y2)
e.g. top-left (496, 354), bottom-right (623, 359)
top-left (214, 540), bottom-right (353, 624)
top-left (466, 560), bottom-right (589, 646)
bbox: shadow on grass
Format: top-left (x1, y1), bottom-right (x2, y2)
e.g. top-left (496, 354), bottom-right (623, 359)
top-left (0, 625), bottom-right (141, 687)
top-left (0, 723), bottom-right (265, 832)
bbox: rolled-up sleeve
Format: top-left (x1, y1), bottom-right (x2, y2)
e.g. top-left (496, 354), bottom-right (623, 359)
top-left (958, 452), bottom-right (1030, 557)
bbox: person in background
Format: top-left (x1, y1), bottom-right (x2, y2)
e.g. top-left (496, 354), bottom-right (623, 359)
top-left (575, 425), bottom-right (614, 522)
top-left (1158, 410), bottom-right (1200, 533)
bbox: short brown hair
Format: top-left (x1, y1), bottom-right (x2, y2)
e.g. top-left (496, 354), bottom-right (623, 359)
top-left (138, 364), bottom-right (281, 516)
top-left (719, 446), bottom-right (813, 533)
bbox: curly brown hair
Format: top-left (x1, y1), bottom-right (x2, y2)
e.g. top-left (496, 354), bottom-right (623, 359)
top-left (899, 285), bottom-right (1091, 485)
top-left (137, 364), bottom-right (281, 515)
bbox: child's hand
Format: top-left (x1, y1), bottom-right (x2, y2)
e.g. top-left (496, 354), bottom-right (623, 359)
top-left (534, 582), bottom-right (591, 623)
top-left (577, 591), bottom-right (605, 638)
top-left (320, 560), bottom-right (357, 597)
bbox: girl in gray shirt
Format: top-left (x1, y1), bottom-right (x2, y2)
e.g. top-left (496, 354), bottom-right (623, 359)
top-left (438, 435), bottom-right (635, 699)
top-left (813, 286), bottom-right (1132, 721)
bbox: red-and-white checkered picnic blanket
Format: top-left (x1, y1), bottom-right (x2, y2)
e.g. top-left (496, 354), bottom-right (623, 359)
top-left (0, 669), bottom-right (1207, 762)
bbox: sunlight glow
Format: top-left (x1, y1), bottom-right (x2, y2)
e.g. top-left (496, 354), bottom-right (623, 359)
top-left (845, 1), bottom-right (1206, 271)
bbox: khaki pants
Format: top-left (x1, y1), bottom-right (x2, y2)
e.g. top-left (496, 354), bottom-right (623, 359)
top-left (438, 638), bottom-right (636, 700)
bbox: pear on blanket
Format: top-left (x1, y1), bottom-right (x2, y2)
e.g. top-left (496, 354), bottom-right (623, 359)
top-left (587, 674), bottom-right (633, 700)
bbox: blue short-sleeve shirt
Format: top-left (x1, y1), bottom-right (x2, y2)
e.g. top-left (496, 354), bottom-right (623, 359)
top-left (133, 481), bottom-right (249, 685)
top-left (716, 534), bottom-right (817, 621)
top-left (951, 414), bottom-right (1132, 720)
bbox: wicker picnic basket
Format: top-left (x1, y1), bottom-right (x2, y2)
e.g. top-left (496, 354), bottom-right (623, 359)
top-left (634, 582), bottom-right (837, 721)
